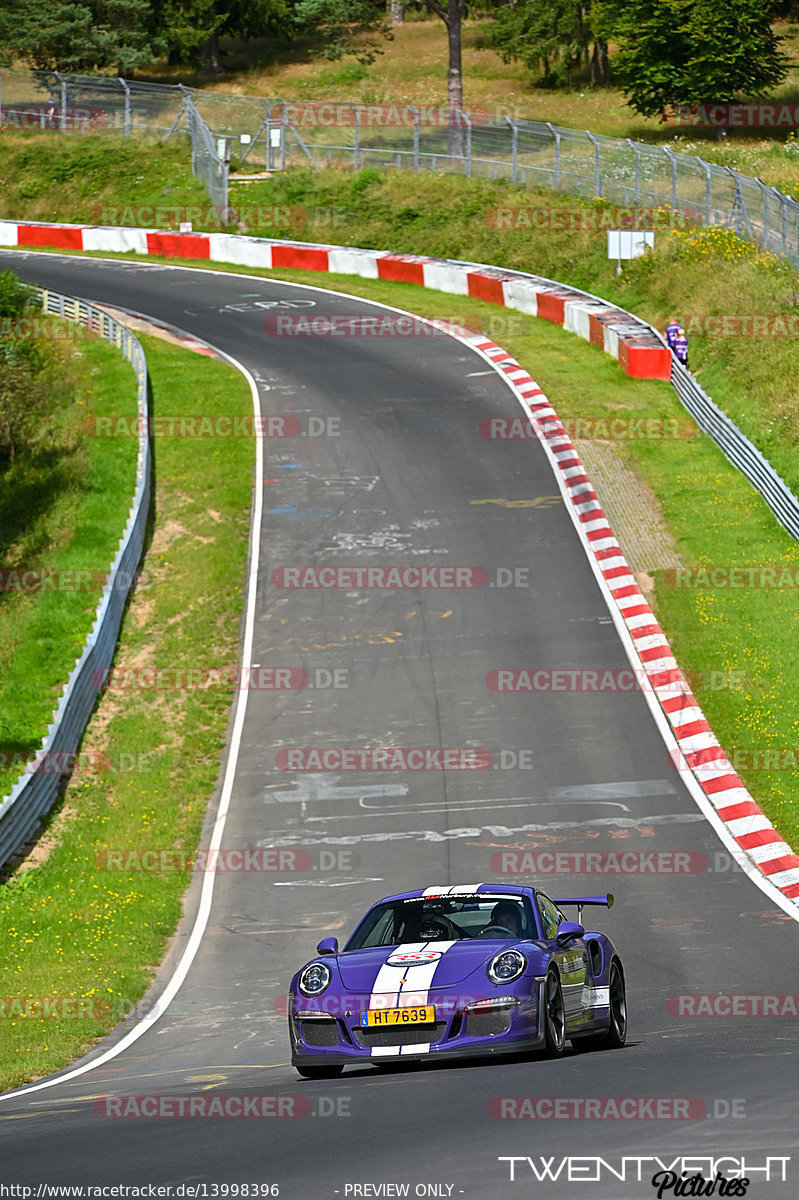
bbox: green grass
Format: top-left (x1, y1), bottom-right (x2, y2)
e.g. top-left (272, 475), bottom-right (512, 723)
top-left (221, 169), bottom-right (799, 498)
top-left (4, 144), bottom-right (799, 1085)
top-left (22, 241), bottom-right (799, 852)
top-left (0, 326), bottom-right (138, 796)
top-left (0, 336), bottom-right (253, 1091)
top-left (0, 132), bottom-right (209, 224)
top-left (135, 16), bottom-right (799, 190)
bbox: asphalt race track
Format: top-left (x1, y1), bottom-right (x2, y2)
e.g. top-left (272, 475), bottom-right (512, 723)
top-left (1, 251), bottom-right (798, 1199)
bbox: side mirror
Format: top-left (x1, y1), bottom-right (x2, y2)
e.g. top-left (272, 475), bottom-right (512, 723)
top-left (555, 920), bottom-right (584, 944)
top-left (316, 937), bottom-right (338, 955)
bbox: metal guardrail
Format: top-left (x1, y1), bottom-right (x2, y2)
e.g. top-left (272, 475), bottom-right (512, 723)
top-left (440, 255), bottom-right (799, 540)
top-left (0, 294), bottom-right (151, 872)
top-left (669, 356), bottom-right (799, 539)
top-left (488, 256), bottom-right (799, 539)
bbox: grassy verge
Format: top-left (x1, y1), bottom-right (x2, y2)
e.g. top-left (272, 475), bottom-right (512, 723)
top-left (28, 247), bottom-right (799, 851)
top-left (0, 132), bottom-right (208, 224)
top-left (4, 155), bottom-right (799, 1084)
top-left (0, 336), bottom-right (252, 1091)
top-left (0, 323), bottom-right (138, 797)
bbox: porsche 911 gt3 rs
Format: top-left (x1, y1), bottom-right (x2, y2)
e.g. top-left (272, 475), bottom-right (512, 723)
top-left (288, 883), bottom-right (626, 1078)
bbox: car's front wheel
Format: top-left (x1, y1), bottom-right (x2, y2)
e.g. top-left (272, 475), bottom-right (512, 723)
top-left (542, 971), bottom-right (566, 1057)
top-left (295, 1064), bottom-right (344, 1079)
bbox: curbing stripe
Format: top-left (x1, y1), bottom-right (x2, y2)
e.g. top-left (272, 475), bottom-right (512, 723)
top-left (4, 217), bottom-right (796, 907)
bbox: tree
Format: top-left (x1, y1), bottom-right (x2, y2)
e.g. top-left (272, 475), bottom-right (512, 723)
top-left (592, 0), bottom-right (788, 119)
top-left (424, 0), bottom-right (468, 153)
top-left (490, 0), bottom-right (608, 87)
top-left (296, 0), bottom-right (467, 155)
top-left (152, 0), bottom-right (225, 69)
top-left (0, 0), bottom-right (165, 73)
top-left (293, 0), bottom-right (391, 63)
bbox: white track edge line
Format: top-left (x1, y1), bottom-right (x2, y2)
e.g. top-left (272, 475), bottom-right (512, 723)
top-left (0, 348), bottom-right (264, 1100)
top-left (2, 262), bottom-right (795, 1100)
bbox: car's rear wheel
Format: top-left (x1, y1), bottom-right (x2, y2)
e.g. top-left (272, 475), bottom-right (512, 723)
top-left (606, 961), bottom-right (627, 1048)
top-left (295, 1064), bottom-right (344, 1079)
top-left (570, 960), bottom-right (627, 1052)
top-left (542, 971), bottom-right (565, 1057)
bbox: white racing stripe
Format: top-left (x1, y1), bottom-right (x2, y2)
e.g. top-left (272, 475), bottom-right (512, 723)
top-left (368, 940), bottom-right (456, 1057)
top-left (421, 884), bottom-right (480, 896)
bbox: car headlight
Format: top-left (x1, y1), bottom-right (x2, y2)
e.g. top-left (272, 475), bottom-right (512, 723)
top-left (487, 949), bottom-right (526, 985)
top-left (298, 962), bottom-right (332, 997)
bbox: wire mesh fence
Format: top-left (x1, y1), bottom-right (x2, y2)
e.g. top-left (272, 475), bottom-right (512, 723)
top-left (0, 69), bottom-right (228, 211)
top-left (3, 68), bottom-right (799, 263)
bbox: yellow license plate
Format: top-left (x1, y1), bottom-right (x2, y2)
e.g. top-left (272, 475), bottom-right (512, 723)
top-left (360, 1005), bottom-right (435, 1027)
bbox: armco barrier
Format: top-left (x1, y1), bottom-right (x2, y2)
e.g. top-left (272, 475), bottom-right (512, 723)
top-left (670, 357), bottom-right (799, 540)
top-left (0, 292), bottom-right (150, 871)
top-left (1, 219), bottom-right (797, 540)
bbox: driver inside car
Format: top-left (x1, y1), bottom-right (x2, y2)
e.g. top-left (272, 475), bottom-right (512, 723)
top-left (479, 900), bottom-right (522, 938)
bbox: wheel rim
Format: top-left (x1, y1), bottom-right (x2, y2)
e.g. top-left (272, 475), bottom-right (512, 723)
top-left (609, 964), bottom-right (627, 1040)
top-left (545, 974), bottom-right (565, 1051)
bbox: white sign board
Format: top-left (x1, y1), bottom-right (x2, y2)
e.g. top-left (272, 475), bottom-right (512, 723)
top-left (607, 230), bottom-right (655, 260)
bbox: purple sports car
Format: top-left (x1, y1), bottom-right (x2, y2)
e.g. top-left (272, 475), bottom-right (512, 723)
top-left (288, 883), bottom-right (626, 1078)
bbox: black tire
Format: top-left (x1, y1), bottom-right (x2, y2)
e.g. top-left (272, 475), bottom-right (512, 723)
top-left (606, 961), bottom-right (627, 1048)
top-left (542, 970), bottom-right (566, 1057)
top-left (570, 960), bottom-right (627, 1052)
top-left (295, 1063), bottom-right (344, 1079)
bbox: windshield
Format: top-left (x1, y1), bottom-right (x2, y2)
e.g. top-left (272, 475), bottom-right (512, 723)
top-left (345, 894), bottom-right (536, 949)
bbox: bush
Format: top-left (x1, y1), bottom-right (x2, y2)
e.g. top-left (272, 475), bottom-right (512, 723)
top-left (0, 269), bottom-right (35, 319)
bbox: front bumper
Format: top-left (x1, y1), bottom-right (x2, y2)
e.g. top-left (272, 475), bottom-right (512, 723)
top-left (290, 986), bottom-right (544, 1067)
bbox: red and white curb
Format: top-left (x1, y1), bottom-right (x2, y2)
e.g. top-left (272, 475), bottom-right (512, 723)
top-left (0, 219), bottom-right (672, 379)
top-left (2, 219), bottom-right (796, 908)
top-left (466, 331), bottom-right (799, 909)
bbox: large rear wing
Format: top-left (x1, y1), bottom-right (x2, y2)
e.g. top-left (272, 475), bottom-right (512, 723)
top-left (553, 894), bottom-right (614, 915)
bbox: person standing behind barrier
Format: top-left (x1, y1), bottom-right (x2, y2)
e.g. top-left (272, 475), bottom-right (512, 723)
top-left (45, 95), bottom-right (58, 129)
top-left (665, 319), bottom-right (689, 369)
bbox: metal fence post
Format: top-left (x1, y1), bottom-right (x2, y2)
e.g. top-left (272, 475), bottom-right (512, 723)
top-left (461, 109), bottom-right (472, 177)
top-left (118, 78), bottom-right (131, 136)
top-left (351, 102), bottom-right (360, 169)
top-left (784, 193), bottom-right (796, 259)
top-left (697, 158), bottom-right (712, 223)
top-left (755, 178), bottom-right (770, 248)
top-left (546, 123), bottom-right (561, 190)
top-left (586, 131), bottom-right (601, 196)
top-left (408, 106), bottom-right (419, 172)
top-left (625, 139), bottom-right (641, 204)
top-left (56, 73), bottom-right (67, 133)
top-left (506, 116), bottom-right (518, 184)
top-left (726, 166), bottom-right (753, 239)
top-left (784, 194), bottom-right (799, 263)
